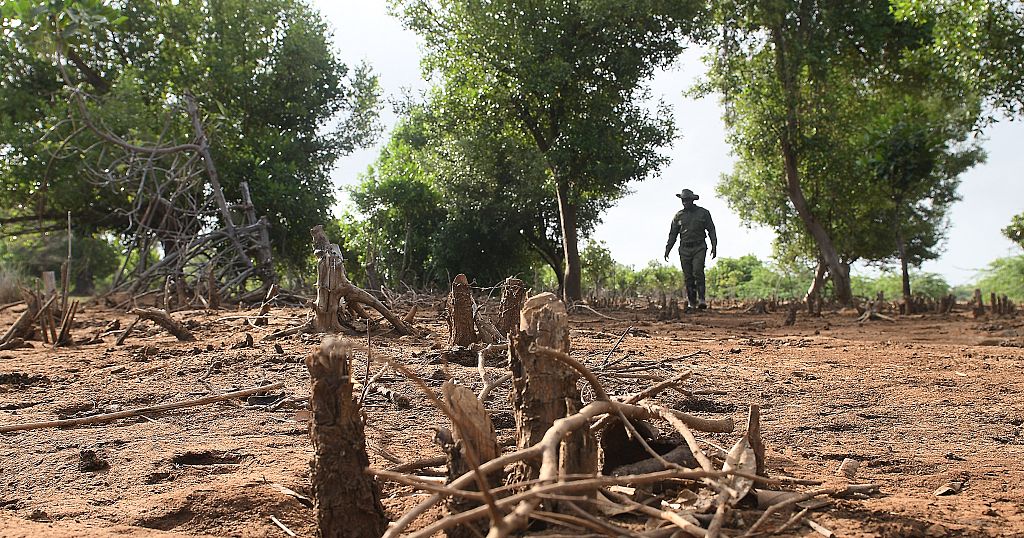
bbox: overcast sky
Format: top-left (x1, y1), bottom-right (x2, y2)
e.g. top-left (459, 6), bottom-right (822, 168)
top-left (320, 1), bottom-right (1023, 286)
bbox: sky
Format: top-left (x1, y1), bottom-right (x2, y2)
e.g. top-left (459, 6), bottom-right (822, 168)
top-left (319, 1), bottom-right (1023, 286)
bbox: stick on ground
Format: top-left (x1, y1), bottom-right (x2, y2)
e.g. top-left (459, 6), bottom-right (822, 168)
top-left (0, 382), bottom-right (283, 433)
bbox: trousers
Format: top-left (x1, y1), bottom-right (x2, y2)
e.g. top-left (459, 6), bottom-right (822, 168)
top-left (677, 244), bottom-right (707, 304)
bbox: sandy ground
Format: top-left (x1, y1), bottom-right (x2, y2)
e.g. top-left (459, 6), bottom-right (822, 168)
top-left (1, 299), bottom-right (1022, 537)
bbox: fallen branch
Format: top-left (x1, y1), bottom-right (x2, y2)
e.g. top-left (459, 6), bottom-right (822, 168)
top-left (0, 381), bottom-right (283, 433)
top-left (130, 307), bottom-right (195, 341)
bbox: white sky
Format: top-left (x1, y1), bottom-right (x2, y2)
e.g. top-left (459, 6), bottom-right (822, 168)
top-left (321, 1), bottom-right (1024, 286)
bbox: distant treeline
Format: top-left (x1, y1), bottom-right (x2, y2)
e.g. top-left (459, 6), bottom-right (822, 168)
top-left (566, 241), bottom-right (1024, 303)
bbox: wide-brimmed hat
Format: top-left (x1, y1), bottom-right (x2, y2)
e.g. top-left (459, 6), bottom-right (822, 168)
top-left (676, 188), bottom-right (699, 200)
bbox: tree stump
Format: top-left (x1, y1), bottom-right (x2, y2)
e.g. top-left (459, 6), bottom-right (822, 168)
top-left (447, 274), bottom-right (478, 347)
top-left (972, 288), bottom-right (985, 318)
top-left (306, 337), bottom-right (387, 538)
top-left (441, 382), bottom-right (499, 538)
top-left (0, 292), bottom-right (39, 346)
top-left (506, 293), bottom-right (597, 486)
top-left (310, 225), bottom-right (413, 335)
top-left (495, 277), bottom-right (526, 337)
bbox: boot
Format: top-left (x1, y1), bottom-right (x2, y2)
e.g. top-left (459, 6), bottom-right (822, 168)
top-left (685, 286), bottom-right (697, 313)
top-left (697, 284), bottom-right (708, 310)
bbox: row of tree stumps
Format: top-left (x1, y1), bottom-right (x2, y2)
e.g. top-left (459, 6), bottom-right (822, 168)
top-left (302, 270), bottom-right (604, 537)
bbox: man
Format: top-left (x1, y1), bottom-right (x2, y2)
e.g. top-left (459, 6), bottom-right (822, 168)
top-left (664, 188), bottom-right (717, 311)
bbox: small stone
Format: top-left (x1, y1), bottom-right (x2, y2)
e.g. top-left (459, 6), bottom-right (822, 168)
top-left (926, 523), bottom-right (947, 537)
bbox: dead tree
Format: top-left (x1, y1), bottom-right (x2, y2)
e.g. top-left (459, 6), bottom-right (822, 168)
top-left (447, 274), bottom-right (479, 347)
top-left (306, 337), bottom-right (387, 538)
top-left (506, 292), bottom-right (597, 485)
top-left (441, 382), bottom-right (499, 538)
top-left (495, 277), bottom-right (526, 337)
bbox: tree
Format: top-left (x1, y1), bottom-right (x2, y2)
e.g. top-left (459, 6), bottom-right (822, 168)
top-left (395, 0), bottom-right (699, 301)
top-left (892, 0), bottom-right (1024, 117)
top-left (346, 85), bottom-right (614, 291)
top-left (1, 0), bottom-right (380, 270)
top-left (705, 0), bottom-right (974, 306)
top-left (861, 94), bottom-right (983, 310)
top-left (1004, 213), bottom-right (1024, 248)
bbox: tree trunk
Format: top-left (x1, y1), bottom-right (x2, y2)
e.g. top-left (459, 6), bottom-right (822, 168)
top-left (896, 226), bottom-right (913, 314)
top-left (496, 277), bottom-right (527, 337)
top-left (506, 293), bottom-right (597, 485)
top-left (306, 337), bottom-right (387, 538)
top-left (447, 274), bottom-right (478, 348)
top-left (771, 24), bottom-right (853, 306)
top-left (554, 180), bottom-right (582, 303)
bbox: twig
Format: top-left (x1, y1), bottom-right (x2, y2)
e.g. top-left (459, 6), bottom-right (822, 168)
top-left (269, 515), bottom-right (296, 537)
top-left (569, 303), bottom-right (623, 321)
top-left (601, 489), bottom-right (706, 537)
top-left (0, 382), bottom-right (283, 433)
top-left (115, 316), bottom-right (140, 346)
top-left (773, 507), bottom-right (809, 534)
top-left (599, 326), bottom-right (633, 369)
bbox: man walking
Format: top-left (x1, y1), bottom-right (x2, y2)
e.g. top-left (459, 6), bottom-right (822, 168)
top-left (664, 189), bottom-right (717, 311)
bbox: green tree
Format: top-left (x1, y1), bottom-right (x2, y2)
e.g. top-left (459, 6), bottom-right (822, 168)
top-left (581, 240), bottom-right (615, 295)
top-left (893, 0), bottom-right (1024, 117)
top-left (1, 0), bottom-right (380, 270)
top-left (395, 0), bottom-right (700, 301)
top-left (861, 94), bottom-right (983, 310)
top-left (1004, 213), bottom-right (1024, 248)
top-left (705, 0), bottom-right (978, 307)
top-left (975, 256), bottom-right (1024, 301)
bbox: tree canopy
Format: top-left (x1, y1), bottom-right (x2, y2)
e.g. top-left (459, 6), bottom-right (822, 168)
top-left (1, 0), bottom-right (380, 268)
top-left (394, 0), bottom-right (701, 301)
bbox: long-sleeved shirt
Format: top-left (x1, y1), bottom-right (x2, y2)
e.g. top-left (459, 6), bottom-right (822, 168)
top-left (665, 205), bottom-right (717, 252)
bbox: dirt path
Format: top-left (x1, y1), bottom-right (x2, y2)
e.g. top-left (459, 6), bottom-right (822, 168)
top-left (1, 302), bottom-right (1021, 537)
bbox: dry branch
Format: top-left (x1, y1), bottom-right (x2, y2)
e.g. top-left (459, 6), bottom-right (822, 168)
top-left (0, 382), bottom-right (283, 433)
top-left (130, 307), bottom-right (195, 341)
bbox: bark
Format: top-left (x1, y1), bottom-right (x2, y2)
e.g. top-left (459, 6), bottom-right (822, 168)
top-left (495, 277), bottom-right (527, 337)
top-left (0, 293), bottom-right (39, 346)
top-left (447, 274), bottom-right (479, 347)
top-left (770, 24), bottom-right (853, 306)
top-left (506, 293), bottom-right (597, 486)
top-left (554, 180), bottom-right (582, 303)
top-left (306, 337), bottom-right (387, 538)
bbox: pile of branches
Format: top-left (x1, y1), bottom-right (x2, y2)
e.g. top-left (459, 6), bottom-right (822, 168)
top-left (306, 287), bottom-right (879, 538)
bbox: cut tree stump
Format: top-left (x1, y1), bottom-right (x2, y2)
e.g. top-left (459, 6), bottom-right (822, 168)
top-left (506, 292), bottom-right (597, 486)
top-left (306, 337), bottom-right (387, 538)
top-left (131, 307), bottom-right (195, 341)
top-left (441, 381), bottom-right (499, 538)
top-left (447, 274), bottom-right (478, 347)
top-left (310, 225), bottom-right (413, 335)
top-left (495, 277), bottom-right (526, 337)
top-left (0, 292), bottom-right (40, 346)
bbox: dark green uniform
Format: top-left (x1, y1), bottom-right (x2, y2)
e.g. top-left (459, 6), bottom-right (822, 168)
top-left (665, 205), bottom-right (717, 308)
